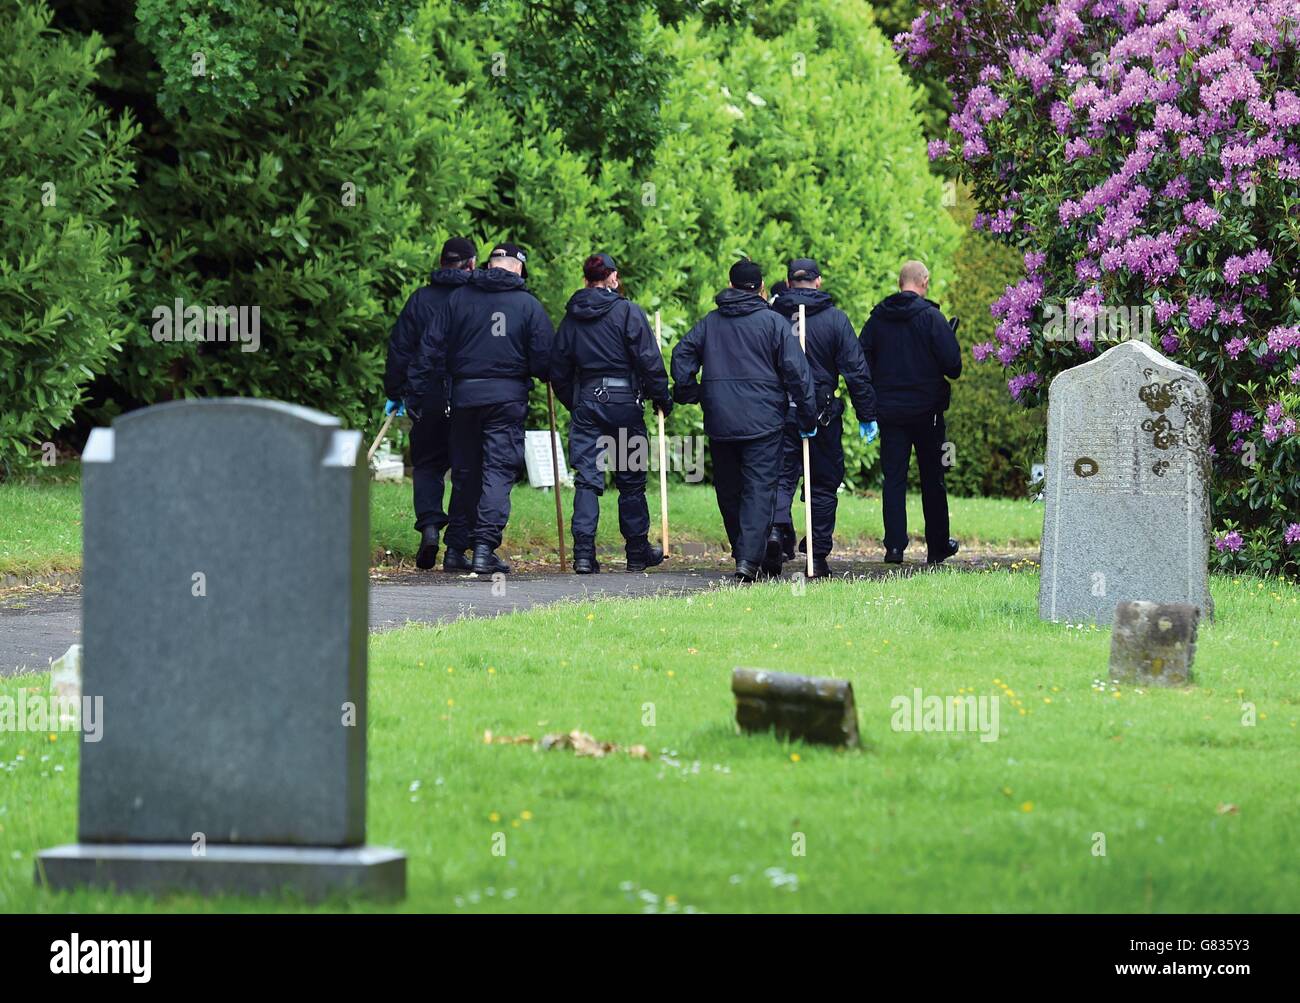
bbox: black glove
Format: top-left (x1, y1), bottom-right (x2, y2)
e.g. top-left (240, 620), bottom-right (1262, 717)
top-left (654, 398), bottom-right (673, 418)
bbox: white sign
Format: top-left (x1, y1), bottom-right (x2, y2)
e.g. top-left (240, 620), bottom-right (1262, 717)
top-left (524, 430), bottom-right (571, 488)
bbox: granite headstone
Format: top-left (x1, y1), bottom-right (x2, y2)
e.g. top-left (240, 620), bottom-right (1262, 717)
top-left (37, 399), bottom-right (405, 900)
top-left (1039, 340), bottom-right (1213, 625)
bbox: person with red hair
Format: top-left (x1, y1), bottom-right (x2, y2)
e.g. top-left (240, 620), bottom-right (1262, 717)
top-left (550, 253), bottom-right (672, 574)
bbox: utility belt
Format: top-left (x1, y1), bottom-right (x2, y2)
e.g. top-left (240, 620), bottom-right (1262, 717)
top-left (789, 383), bottom-right (843, 426)
top-left (448, 375), bottom-right (529, 410)
top-left (579, 374), bottom-right (642, 405)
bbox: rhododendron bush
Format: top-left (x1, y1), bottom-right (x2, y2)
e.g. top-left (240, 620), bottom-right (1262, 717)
top-left (900, 0), bottom-right (1300, 576)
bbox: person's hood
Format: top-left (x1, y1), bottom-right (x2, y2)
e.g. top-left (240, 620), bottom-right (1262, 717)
top-left (429, 266), bottom-right (475, 287)
top-left (472, 267), bottom-right (527, 292)
top-left (872, 291), bottom-right (937, 320)
top-left (565, 286), bottom-right (622, 321)
top-left (715, 287), bottom-right (770, 317)
top-left (772, 286), bottom-right (834, 320)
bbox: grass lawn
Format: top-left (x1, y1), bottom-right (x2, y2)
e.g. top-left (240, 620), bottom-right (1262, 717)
top-left (0, 469), bottom-right (1041, 579)
top-left (0, 475), bottom-right (81, 579)
top-left (3, 569), bottom-right (1298, 913)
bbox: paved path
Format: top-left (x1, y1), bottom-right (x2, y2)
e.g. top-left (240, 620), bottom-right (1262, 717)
top-left (0, 551), bottom-right (1031, 678)
top-left (0, 568), bottom-right (726, 678)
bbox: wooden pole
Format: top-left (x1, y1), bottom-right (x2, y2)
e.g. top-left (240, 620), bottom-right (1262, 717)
top-left (798, 304), bottom-right (814, 578)
top-left (654, 310), bottom-right (670, 557)
top-left (366, 412), bottom-right (396, 464)
top-left (546, 382), bottom-right (567, 572)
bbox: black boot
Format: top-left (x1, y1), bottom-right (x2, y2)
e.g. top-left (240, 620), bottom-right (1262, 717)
top-left (573, 539), bottom-right (600, 575)
top-left (884, 547), bottom-right (904, 564)
top-left (443, 548), bottom-right (472, 572)
top-left (415, 527), bottom-right (440, 570)
top-left (763, 527), bottom-right (785, 576)
top-left (927, 538), bottom-right (960, 565)
top-left (810, 556), bottom-right (831, 578)
top-left (472, 544), bottom-right (510, 575)
top-left (781, 525), bottom-right (796, 562)
top-left (734, 559), bottom-right (759, 583)
top-left (625, 536), bottom-right (665, 573)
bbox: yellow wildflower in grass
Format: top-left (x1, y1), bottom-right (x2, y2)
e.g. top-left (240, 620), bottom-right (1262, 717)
top-left (521, 810), bottom-right (533, 821)
top-left (1021, 801), bottom-right (1034, 813)
top-left (790, 753), bottom-right (801, 763)
top-left (489, 811), bottom-right (500, 822)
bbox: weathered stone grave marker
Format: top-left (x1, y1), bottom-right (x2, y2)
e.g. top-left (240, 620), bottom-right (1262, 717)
top-left (1039, 340), bottom-right (1213, 625)
top-left (37, 399), bottom-right (405, 900)
top-left (1108, 600), bottom-right (1200, 686)
top-left (732, 668), bottom-right (859, 747)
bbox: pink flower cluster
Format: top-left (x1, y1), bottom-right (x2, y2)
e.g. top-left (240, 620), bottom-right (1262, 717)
top-left (900, 0), bottom-right (1300, 568)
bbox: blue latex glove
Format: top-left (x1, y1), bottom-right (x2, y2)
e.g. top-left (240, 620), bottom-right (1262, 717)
top-left (800, 427), bottom-right (818, 439)
top-left (384, 399), bottom-right (406, 418)
top-left (860, 420), bottom-right (879, 443)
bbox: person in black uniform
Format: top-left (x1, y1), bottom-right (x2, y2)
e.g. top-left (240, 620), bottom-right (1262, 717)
top-left (770, 258), bottom-right (878, 578)
top-left (859, 260), bottom-right (962, 565)
top-left (671, 258), bottom-right (817, 582)
top-left (550, 253), bottom-right (672, 575)
top-left (407, 241), bottom-right (554, 575)
top-left (383, 236), bottom-right (477, 571)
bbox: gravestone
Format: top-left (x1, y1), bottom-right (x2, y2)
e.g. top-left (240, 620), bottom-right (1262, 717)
top-left (732, 668), bottom-right (860, 747)
top-left (37, 399), bottom-right (405, 900)
top-left (1109, 600), bottom-right (1200, 686)
top-left (1039, 341), bottom-right (1213, 625)
top-left (524, 429), bottom-right (571, 488)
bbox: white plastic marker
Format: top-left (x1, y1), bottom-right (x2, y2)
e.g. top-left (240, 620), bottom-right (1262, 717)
top-left (366, 412), bottom-right (396, 463)
top-left (798, 303), bottom-right (814, 578)
top-left (654, 311), bottom-right (670, 557)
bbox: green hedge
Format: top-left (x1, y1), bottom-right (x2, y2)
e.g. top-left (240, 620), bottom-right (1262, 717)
top-left (0, 1), bottom-right (137, 474)
top-left (942, 186), bottom-right (1044, 498)
top-left (5, 0), bottom-right (960, 489)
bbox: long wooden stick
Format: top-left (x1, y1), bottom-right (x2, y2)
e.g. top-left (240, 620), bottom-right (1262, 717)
top-left (546, 382), bottom-right (567, 572)
top-left (798, 304), bottom-right (814, 578)
top-left (366, 412), bottom-right (396, 463)
top-left (654, 310), bottom-right (670, 557)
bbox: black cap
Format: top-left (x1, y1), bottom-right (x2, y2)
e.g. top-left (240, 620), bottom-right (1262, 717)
top-left (593, 252), bottom-right (617, 272)
top-left (770, 280), bottom-right (789, 301)
top-left (729, 258), bottom-right (763, 291)
top-left (440, 236), bottom-right (477, 266)
top-left (489, 241), bottom-right (528, 277)
top-left (787, 257), bottom-right (820, 281)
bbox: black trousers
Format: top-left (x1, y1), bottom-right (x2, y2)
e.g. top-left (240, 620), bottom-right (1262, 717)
top-left (710, 430), bottom-right (783, 566)
top-left (568, 393), bottom-right (650, 552)
top-left (448, 400), bottom-right (526, 551)
top-left (409, 405), bottom-right (450, 535)
top-left (774, 412), bottom-right (845, 559)
top-left (878, 412), bottom-right (950, 559)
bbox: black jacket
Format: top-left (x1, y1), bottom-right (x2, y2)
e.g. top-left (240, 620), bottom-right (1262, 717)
top-left (772, 287), bottom-right (877, 422)
top-left (383, 267), bottom-right (473, 407)
top-left (549, 288), bottom-right (669, 412)
top-left (671, 288), bottom-right (816, 441)
top-left (407, 268), bottom-right (554, 409)
top-left (858, 292), bottom-right (962, 421)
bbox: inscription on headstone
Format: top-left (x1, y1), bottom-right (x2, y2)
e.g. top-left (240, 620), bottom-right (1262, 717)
top-left (38, 399), bottom-right (405, 900)
top-left (1039, 341), bottom-right (1213, 625)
